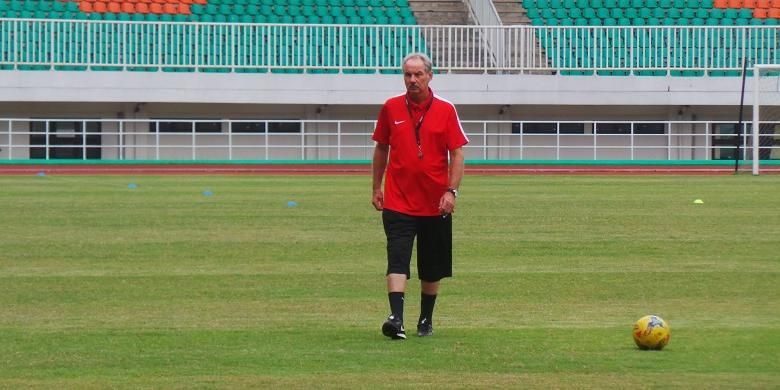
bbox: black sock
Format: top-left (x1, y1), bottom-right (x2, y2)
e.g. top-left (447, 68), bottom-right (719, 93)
top-left (419, 293), bottom-right (437, 325)
top-left (388, 292), bottom-right (404, 322)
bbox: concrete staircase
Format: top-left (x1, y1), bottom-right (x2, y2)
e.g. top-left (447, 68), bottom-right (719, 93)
top-left (407, 0), bottom-right (473, 25)
top-left (405, 0), bottom-right (549, 73)
top-left (490, 0), bottom-right (552, 73)
top-left (491, 0), bottom-right (531, 25)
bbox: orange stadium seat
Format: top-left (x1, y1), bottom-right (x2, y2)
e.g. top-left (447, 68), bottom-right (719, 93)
top-left (107, 2), bottom-right (121, 13)
top-left (78, 1), bottom-right (93, 12)
top-left (753, 7), bottom-right (768, 16)
top-left (163, 3), bottom-right (176, 13)
top-left (743, 0), bottom-right (756, 7)
top-left (178, 3), bottom-right (191, 14)
top-left (121, 2), bottom-right (135, 12)
top-left (150, 2), bottom-right (163, 13)
top-left (92, 1), bottom-right (107, 12)
top-left (769, 7), bottom-right (780, 16)
top-left (727, 0), bottom-right (742, 7)
top-left (714, 0), bottom-right (728, 7)
top-left (772, 0), bottom-right (780, 6)
top-left (756, 0), bottom-right (770, 6)
top-left (135, 2), bottom-right (149, 13)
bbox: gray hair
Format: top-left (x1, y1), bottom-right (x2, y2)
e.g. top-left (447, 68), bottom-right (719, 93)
top-left (402, 52), bottom-right (433, 74)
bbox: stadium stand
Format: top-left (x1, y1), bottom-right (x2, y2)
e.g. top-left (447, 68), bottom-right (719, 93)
top-left (0, 0), bottom-right (418, 22)
top-left (0, 0), bottom-right (778, 164)
top-left (0, 0), bottom-right (422, 73)
top-left (0, 0), bottom-right (776, 75)
top-left (522, 0), bottom-right (779, 76)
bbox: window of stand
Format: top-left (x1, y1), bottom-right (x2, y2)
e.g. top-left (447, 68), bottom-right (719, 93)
top-left (149, 121), bottom-right (303, 134)
top-left (150, 121), bottom-right (222, 133)
top-left (512, 122), bottom-right (585, 134)
top-left (596, 123), bottom-right (666, 135)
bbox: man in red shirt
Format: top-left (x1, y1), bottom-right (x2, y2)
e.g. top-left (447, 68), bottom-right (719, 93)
top-left (371, 52), bottom-right (469, 340)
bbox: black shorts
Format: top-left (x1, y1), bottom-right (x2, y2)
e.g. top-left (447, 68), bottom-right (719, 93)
top-left (382, 209), bottom-right (452, 282)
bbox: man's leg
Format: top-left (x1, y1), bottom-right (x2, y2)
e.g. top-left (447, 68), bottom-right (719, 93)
top-left (387, 273), bottom-right (407, 321)
top-left (383, 274), bottom-right (409, 340)
top-left (421, 280), bottom-right (439, 295)
top-left (382, 210), bottom-right (416, 340)
top-left (418, 280), bottom-right (439, 336)
top-left (416, 214), bottom-right (451, 337)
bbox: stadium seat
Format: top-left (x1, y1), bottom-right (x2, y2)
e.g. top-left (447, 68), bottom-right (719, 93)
top-left (5, 0), bottom-right (422, 75)
top-left (529, 0), bottom-right (780, 77)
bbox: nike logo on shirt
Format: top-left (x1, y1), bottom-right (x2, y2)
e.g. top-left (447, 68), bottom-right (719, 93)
top-left (394, 120), bottom-right (405, 125)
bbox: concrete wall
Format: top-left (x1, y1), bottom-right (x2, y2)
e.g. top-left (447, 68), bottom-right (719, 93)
top-left (0, 71), bottom-right (752, 107)
top-left (0, 71), bottom-right (766, 161)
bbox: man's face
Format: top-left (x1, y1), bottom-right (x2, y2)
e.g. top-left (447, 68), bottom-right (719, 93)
top-left (403, 58), bottom-right (432, 100)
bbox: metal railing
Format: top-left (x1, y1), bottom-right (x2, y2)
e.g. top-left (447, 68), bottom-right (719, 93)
top-left (0, 19), bottom-right (778, 74)
top-left (464, 0), bottom-right (505, 70)
top-left (1, 118), bottom-right (777, 161)
top-left (465, 0), bottom-right (503, 27)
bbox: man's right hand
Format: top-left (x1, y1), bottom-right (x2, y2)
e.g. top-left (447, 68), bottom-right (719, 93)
top-left (372, 189), bottom-right (384, 211)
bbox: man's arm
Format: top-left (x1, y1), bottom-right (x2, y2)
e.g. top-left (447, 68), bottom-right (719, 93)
top-left (371, 143), bottom-right (390, 211)
top-left (439, 147), bottom-right (465, 215)
top-left (448, 147), bottom-right (465, 191)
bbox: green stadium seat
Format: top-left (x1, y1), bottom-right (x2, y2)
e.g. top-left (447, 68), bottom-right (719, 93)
top-left (583, 8), bottom-right (596, 18)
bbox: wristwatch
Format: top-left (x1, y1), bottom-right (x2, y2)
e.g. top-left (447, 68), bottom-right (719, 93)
top-left (446, 187), bottom-right (459, 198)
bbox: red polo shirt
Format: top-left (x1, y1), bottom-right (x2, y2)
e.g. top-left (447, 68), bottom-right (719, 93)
top-left (373, 89), bottom-right (469, 216)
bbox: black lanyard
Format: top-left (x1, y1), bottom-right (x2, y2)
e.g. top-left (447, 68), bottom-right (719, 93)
top-left (405, 96), bottom-right (433, 159)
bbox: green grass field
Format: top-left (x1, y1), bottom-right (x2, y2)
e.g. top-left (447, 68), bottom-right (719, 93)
top-left (1, 174), bottom-right (779, 389)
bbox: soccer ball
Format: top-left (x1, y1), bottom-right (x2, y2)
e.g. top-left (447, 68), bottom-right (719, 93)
top-left (632, 315), bottom-right (671, 350)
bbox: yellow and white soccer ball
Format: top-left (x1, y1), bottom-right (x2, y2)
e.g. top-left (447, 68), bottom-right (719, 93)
top-left (632, 315), bottom-right (671, 350)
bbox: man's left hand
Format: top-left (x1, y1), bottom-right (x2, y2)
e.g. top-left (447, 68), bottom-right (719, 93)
top-left (438, 192), bottom-right (456, 215)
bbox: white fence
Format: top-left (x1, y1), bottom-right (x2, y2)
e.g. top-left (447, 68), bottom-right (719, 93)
top-left (0, 118), bottom-right (777, 161)
top-left (0, 19), bottom-right (778, 74)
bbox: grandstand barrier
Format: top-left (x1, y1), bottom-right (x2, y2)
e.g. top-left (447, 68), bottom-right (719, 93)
top-left (0, 118), bottom-right (777, 161)
top-left (0, 19), bottom-right (777, 74)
